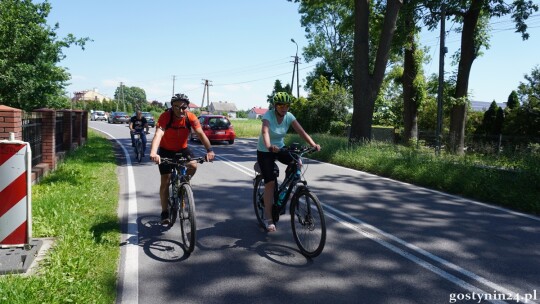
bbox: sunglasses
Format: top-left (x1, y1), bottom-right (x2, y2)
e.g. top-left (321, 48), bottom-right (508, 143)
top-left (275, 103), bottom-right (289, 108)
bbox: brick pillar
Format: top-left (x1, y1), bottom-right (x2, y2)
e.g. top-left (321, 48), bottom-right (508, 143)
top-left (82, 111), bottom-right (88, 142)
top-left (73, 110), bottom-right (82, 147)
top-left (60, 110), bottom-right (72, 151)
top-left (34, 108), bottom-right (56, 169)
top-left (0, 105), bottom-right (23, 140)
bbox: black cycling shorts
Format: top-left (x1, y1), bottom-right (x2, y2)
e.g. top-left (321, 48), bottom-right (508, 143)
top-left (257, 150), bottom-right (293, 185)
top-left (158, 147), bottom-right (195, 175)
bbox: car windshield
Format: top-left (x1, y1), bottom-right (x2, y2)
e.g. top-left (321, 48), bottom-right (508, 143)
top-left (116, 112), bottom-right (127, 116)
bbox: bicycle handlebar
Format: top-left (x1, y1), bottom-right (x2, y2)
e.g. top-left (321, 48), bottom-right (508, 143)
top-left (160, 156), bottom-right (207, 165)
top-left (279, 144), bottom-right (318, 154)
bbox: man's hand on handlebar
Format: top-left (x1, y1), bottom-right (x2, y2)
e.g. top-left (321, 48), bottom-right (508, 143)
top-left (150, 153), bottom-right (160, 164)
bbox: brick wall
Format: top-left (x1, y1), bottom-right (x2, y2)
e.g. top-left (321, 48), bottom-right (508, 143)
top-left (0, 105), bottom-right (87, 183)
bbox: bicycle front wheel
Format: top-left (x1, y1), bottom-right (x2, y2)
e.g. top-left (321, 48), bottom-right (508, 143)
top-left (290, 188), bottom-right (326, 258)
top-left (253, 175), bottom-right (265, 229)
top-left (179, 183), bottom-right (196, 253)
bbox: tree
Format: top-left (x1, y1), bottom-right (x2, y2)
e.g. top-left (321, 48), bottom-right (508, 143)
top-left (267, 80), bottom-right (292, 108)
top-left (350, 0), bottom-right (403, 143)
top-left (0, 0), bottom-right (89, 111)
top-left (423, 0), bottom-right (538, 154)
top-left (114, 85), bottom-right (147, 112)
top-left (295, 76), bottom-right (351, 133)
top-left (507, 90), bottom-right (519, 109)
top-left (296, 0), bottom-right (355, 90)
top-left (396, 0), bottom-right (427, 143)
top-left (504, 65), bottom-right (540, 138)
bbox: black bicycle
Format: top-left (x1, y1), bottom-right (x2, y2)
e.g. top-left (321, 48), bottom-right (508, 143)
top-left (160, 155), bottom-right (206, 253)
top-left (132, 131), bottom-right (144, 163)
top-left (253, 144), bottom-right (326, 258)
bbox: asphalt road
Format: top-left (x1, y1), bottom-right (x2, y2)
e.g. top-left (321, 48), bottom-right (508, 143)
top-left (90, 121), bottom-right (540, 304)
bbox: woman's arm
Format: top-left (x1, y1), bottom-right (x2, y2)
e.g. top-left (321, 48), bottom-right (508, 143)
top-left (291, 120), bottom-right (321, 151)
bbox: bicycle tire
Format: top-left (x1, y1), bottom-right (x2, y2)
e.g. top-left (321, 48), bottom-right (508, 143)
top-left (179, 183), bottom-right (196, 253)
top-left (135, 139), bottom-right (143, 163)
top-left (168, 175), bottom-right (180, 226)
top-left (252, 175), bottom-right (266, 229)
top-left (290, 187), bottom-right (326, 258)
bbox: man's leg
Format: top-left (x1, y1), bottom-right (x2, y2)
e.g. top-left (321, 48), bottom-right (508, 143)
top-left (140, 132), bottom-right (147, 155)
top-left (186, 161), bottom-right (198, 178)
top-left (159, 174), bottom-right (170, 224)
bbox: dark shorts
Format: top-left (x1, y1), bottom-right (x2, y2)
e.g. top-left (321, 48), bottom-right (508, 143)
top-left (257, 150), bottom-right (294, 184)
top-left (158, 147), bottom-right (195, 175)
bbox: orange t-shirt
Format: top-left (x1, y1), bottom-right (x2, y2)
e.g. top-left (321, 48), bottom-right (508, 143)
top-left (156, 110), bottom-right (200, 151)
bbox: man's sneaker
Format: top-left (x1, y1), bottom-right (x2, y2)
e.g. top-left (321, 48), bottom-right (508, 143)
top-left (160, 211), bottom-right (170, 225)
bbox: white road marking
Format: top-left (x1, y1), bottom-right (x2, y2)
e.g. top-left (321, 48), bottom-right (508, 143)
top-left (217, 152), bottom-right (537, 304)
top-left (92, 127), bottom-right (139, 304)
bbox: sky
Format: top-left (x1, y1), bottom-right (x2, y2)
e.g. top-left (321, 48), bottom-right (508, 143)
top-left (45, 1), bottom-right (540, 111)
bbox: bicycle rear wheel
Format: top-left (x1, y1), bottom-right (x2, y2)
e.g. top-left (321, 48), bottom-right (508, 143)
top-left (179, 183), bottom-right (196, 253)
top-left (252, 175), bottom-right (265, 228)
top-left (290, 188), bottom-right (326, 258)
top-left (135, 139), bottom-right (143, 163)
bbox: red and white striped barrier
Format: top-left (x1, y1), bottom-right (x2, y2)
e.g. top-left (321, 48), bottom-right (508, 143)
top-left (0, 137), bottom-right (32, 248)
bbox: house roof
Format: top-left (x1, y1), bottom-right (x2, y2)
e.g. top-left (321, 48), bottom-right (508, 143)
top-left (211, 101), bottom-right (237, 112)
top-left (251, 107), bottom-right (268, 115)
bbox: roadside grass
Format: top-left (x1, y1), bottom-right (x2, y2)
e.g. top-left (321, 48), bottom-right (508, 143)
top-left (1, 122), bottom-right (537, 303)
top-left (0, 130), bottom-right (119, 304)
top-left (230, 118), bottom-right (539, 214)
top-left (231, 118), bottom-right (261, 138)
top-left (287, 134), bottom-right (540, 215)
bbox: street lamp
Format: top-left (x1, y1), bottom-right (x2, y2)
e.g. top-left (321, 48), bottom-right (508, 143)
top-left (290, 38), bottom-right (299, 99)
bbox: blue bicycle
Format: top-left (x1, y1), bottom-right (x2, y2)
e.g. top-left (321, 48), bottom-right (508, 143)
top-left (253, 144), bottom-right (326, 258)
top-left (160, 155), bottom-right (206, 253)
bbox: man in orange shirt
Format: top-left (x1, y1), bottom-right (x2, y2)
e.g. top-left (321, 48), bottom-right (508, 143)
top-left (149, 93), bottom-right (215, 224)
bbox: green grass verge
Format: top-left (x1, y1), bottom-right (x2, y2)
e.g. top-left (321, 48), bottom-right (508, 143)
top-left (1, 125), bottom-right (537, 303)
top-left (287, 134), bottom-right (540, 215)
top-left (231, 118), bottom-right (261, 138)
top-left (0, 130), bottom-right (120, 304)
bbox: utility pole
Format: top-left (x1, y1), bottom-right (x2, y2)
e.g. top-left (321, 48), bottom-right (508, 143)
top-left (120, 82), bottom-right (126, 112)
top-left (436, 5), bottom-right (447, 155)
top-left (201, 79), bottom-right (212, 111)
top-left (172, 75), bottom-right (176, 97)
top-left (291, 39), bottom-right (300, 99)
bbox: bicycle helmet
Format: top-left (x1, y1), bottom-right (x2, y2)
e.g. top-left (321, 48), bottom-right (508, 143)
top-left (171, 93), bottom-right (189, 104)
top-left (272, 92), bottom-right (292, 105)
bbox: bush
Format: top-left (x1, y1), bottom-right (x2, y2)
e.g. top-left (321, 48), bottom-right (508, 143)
top-left (329, 121), bottom-right (347, 136)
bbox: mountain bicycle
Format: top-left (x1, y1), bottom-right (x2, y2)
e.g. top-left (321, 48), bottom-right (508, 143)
top-left (132, 131), bottom-right (144, 163)
top-left (253, 144), bottom-right (326, 258)
top-left (160, 155), bottom-right (206, 253)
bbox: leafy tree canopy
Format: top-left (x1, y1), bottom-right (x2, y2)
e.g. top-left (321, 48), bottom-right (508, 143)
top-left (0, 0), bottom-right (90, 111)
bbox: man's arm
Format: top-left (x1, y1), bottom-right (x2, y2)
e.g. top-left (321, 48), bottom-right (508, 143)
top-left (193, 126), bottom-right (215, 162)
top-left (149, 127), bottom-right (164, 163)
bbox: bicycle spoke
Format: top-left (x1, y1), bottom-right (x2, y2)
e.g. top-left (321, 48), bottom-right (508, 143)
top-left (290, 189), bottom-right (326, 258)
top-left (252, 176), bottom-right (266, 228)
top-left (179, 184), bottom-right (196, 253)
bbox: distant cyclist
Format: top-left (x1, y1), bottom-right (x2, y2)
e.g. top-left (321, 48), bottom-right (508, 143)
top-left (256, 92), bottom-right (320, 232)
top-left (129, 110), bottom-right (148, 157)
top-left (149, 93), bottom-right (215, 224)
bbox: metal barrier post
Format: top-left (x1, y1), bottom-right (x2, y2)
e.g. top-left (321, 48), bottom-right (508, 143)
top-left (0, 132), bottom-right (32, 248)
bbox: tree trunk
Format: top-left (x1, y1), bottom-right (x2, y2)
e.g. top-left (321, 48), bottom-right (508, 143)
top-left (401, 5), bottom-right (420, 144)
top-left (350, 0), bottom-right (402, 144)
top-left (449, 0), bottom-right (483, 154)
